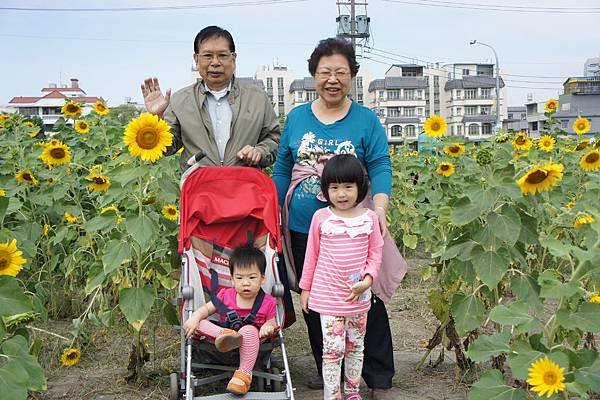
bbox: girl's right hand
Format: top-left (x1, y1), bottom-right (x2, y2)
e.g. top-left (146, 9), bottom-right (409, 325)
top-left (300, 290), bottom-right (310, 313)
top-left (182, 315), bottom-right (199, 338)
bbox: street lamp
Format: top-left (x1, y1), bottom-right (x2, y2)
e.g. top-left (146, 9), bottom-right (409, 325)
top-left (469, 40), bottom-right (501, 134)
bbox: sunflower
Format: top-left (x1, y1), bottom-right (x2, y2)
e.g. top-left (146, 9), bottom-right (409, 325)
top-left (423, 115), bottom-right (447, 138)
top-left (574, 139), bottom-right (590, 152)
top-left (579, 150), bottom-right (600, 172)
top-left (589, 294), bottom-right (600, 304)
top-left (537, 135), bottom-right (555, 152)
top-left (517, 163), bottom-right (564, 196)
top-left (123, 113), bottom-right (173, 162)
top-left (512, 132), bottom-right (533, 151)
top-left (574, 214), bottom-right (595, 229)
top-left (15, 169), bottom-right (39, 185)
top-left (43, 224), bottom-right (50, 236)
top-left (27, 129), bottom-right (39, 138)
top-left (0, 188), bottom-right (5, 197)
top-left (93, 101), bottom-right (109, 116)
top-left (86, 171), bottom-right (111, 192)
top-left (436, 162), bottom-right (455, 177)
top-left (64, 212), bottom-right (78, 223)
top-left (0, 114), bottom-right (8, 123)
top-left (527, 356), bottom-right (565, 398)
top-left (443, 143), bottom-right (465, 157)
top-left (47, 177), bottom-right (55, 185)
top-left (566, 201), bottom-right (575, 209)
top-left (513, 151), bottom-right (529, 161)
top-left (74, 120), bottom-right (90, 134)
top-left (59, 348), bottom-right (81, 367)
top-left (573, 117), bottom-right (591, 135)
top-left (40, 142), bottom-right (71, 168)
top-left (24, 121), bottom-right (34, 128)
top-left (544, 98), bottom-right (558, 113)
top-left (61, 101), bottom-right (82, 119)
top-left (0, 239), bottom-right (27, 277)
top-left (162, 204), bottom-right (179, 221)
top-left (595, 140), bottom-right (600, 149)
top-left (101, 204), bottom-right (123, 224)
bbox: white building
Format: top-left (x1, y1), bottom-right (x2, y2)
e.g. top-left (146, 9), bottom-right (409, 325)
top-left (584, 57), bottom-right (600, 77)
top-left (8, 78), bottom-right (103, 131)
top-left (444, 63), bottom-right (507, 140)
top-left (255, 59), bottom-right (295, 118)
top-left (525, 101), bottom-right (548, 138)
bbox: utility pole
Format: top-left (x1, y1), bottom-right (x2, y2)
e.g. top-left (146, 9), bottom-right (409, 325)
top-left (336, 0), bottom-right (369, 101)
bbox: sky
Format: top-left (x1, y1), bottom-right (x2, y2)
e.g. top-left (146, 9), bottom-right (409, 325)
top-left (1, 0), bottom-right (599, 107)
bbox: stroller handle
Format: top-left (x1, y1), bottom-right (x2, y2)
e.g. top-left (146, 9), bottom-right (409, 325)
top-left (186, 149), bottom-right (207, 166)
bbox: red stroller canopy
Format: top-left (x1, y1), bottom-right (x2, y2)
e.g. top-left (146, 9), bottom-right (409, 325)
top-left (178, 166), bottom-right (281, 254)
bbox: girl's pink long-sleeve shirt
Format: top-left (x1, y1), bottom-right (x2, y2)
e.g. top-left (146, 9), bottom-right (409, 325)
top-left (299, 207), bottom-right (384, 316)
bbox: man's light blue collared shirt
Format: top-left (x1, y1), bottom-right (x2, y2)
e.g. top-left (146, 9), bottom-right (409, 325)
top-left (204, 83), bottom-right (233, 163)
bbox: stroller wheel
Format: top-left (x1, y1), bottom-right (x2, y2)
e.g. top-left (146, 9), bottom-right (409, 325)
top-left (270, 367), bottom-right (283, 392)
top-left (169, 372), bottom-right (180, 400)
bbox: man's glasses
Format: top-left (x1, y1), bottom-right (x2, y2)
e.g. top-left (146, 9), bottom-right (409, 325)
top-left (196, 52), bottom-right (235, 63)
top-left (315, 70), bottom-right (351, 80)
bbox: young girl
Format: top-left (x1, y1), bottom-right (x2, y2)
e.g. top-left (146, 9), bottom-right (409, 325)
top-left (299, 154), bottom-right (384, 400)
top-left (182, 243), bottom-right (278, 395)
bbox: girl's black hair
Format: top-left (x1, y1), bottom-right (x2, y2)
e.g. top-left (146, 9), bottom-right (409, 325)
top-left (229, 242), bottom-right (266, 275)
top-left (320, 154), bottom-right (369, 205)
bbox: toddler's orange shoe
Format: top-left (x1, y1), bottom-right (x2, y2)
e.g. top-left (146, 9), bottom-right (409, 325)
top-left (226, 369), bottom-right (252, 395)
top-left (214, 328), bottom-right (242, 352)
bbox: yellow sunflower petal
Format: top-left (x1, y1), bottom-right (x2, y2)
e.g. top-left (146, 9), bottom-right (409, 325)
top-left (423, 115), bottom-right (447, 138)
top-left (544, 98), bottom-right (558, 113)
top-left (161, 204), bottom-right (179, 221)
top-left (61, 102), bottom-right (82, 119)
top-left (573, 117), bottom-right (591, 135)
top-left (93, 101), bottom-right (109, 116)
top-left (517, 163), bottom-right (563, 196)
top-left (526, 356), bottom-right (565, 398)
top-left (39, 142), bottom-right (72, 168)
top-left (0, 239), bottom-right (27, 277)
top-left (123, 113), bottom-right (173, 163)
top-left (436, 162), bottom-right (455, 177)
top-left (60, 348), bottom-right (81, 367)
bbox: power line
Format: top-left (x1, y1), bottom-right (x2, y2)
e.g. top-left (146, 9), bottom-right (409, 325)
top-left (0, 0), bottom-right (310, 12)
top-left (381, 0), bottom-right (600, 13)
top-left (390, 0), bottom-right (600, 11)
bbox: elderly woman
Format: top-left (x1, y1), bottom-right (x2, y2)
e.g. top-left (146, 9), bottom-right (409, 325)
top-left (273, 38), bottom-right (406, 400)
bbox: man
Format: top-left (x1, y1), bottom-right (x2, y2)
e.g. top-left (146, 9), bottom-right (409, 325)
top-left (141, 26), bottom-right (280, 170)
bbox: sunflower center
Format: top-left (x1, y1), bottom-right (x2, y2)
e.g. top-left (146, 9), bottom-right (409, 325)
top-left (23, 173), bottom-right (33, 182)
top-left (431, 122), bottom-right (440, 131)
top-left (586, 153), bottom-right (599, 163)
top-left (542, 371), bottom-right (557, 385)
top-left (516, 137), bottom-right (526, 145)
top-left (576, 142), bottom-right (588, 150)
top-left (67, 105), bottom-right (78, 113)
top-left (526, 169), bottom-right (548, 184)
top-left (441, 165), bottom-right (449, 171)
top-left (50, 148), bottom-right (65, 159)
top-left (450, 146), bottom-right (459, 153)
top-left (80, 122), bottom-right (88, 128)
top-left (67, 352), bottom-right (78, 360)
top-left (93, 177), bottom-right (106, 184)
top-left (168, 209), bottom-right (176, 215)
top-left (0, 252), bottom-right (8, 270)
top-left (136, 128), bottom-right (160, 149)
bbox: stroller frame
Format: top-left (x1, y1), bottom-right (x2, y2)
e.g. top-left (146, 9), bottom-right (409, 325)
top-left (169, 163), bottom-right (295, 400)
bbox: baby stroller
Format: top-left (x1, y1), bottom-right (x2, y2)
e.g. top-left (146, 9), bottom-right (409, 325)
top-left (170, 157), bottom-right (295, 400)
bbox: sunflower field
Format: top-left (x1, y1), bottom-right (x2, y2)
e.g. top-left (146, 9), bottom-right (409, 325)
top-left (1, 101), bottom-right (599, 399)
top-left (388, 107), bottom-right (600, 399)
top-left (0, 103), bottom-right (183, 397)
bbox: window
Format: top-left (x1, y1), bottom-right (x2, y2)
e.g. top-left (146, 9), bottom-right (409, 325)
top-left (278, 104), bottom-right (285, 116)
top-left (424, 76), bottom-right (429, 85)
top-left (269, 94), bottom-right (274, 104)
top-left (388, 90), bottom-right (401, 100)
top-left (457, 125), bottom-right (463, 135)
top-left (561, 120), bottom-right (569, 129)
top-left (456, 90), bottom-right (462, 99)
top-left (404, 89), bottom-right (415, 100)
top-left (391, 125), bottom-right (402, 137)
top-left (404, 125), bottom-right (416, 136)
top-left (266, 78), bottom-right (273, 89)
top-left (482, 123), bottom-right (492, 135)
top-left (465, 89), bottom-right (477, 99)
top-left (480, 106), bottom-right (491, 115)
top-left (416, 90), bottom-right (423, 99)
top-left (462, 68), bottom-right (470, 76)
top-left (434, 76), bottom-right (439, 86)
top-left (357, 93), bottom-right (363, 104)
top-left (425, 109), bottom-right (430, 117)
top-left (404, 107), bottom-right (416, 117)
top-left (18, 107), bottom-right (38, 116)
top-left (277, 77), bottom-right (284, 90)
top-left (452, 125), bottom-right (456, 135)
top-left (416, 107), bottom-right (423, 116)
top-left (456, 107), bottom-right (462, 116)
top-left (42, 107), bottom-right (61, 115)
top-left (307, 91), bottom-right (318, 101)
top-left (356, 76), bottom-right (363, 88)
top-left (278, 94), bottom-right (284, 105)
top-left (481, 88), bottom-right (491, 99)
top-left (378, 90), bottom-right (384, 100)
top-left (388, 108), bottom-right (401, 117)
top-left (295, 92), bottom-right (302, 102)
top-left (508, 113), bottom-right (513, 119)
top-left (531, 121), bottom-right (538, 131)
top-left (465, 106), bottom-right (477, 116)
top-left (468, 124), bottom-right (479, 135)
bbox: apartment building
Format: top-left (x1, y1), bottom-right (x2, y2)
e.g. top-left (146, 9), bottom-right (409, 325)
top-left (555, 76), bottom-right (600, 135)
top-left (255, 60), bottom-right (295, 118)
top-left (525, 101), bottom-right (548, 138)
top-left (8, 78), bottom-right (103, 131)
top-left (444, 63), bottom-right (507, 140)
top-left (503, 106), bottom-right (527, 133)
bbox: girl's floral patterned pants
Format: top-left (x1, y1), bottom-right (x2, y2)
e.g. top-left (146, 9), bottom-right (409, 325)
top-left (320, 313), bottom-right (368, 400)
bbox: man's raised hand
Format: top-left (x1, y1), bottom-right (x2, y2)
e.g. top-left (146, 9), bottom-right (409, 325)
top-left (140, 77), bottom-right (171, 117)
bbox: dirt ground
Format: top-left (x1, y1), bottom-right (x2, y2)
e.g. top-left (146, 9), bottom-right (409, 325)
top-left (31, 259), bottom-right (468, 400)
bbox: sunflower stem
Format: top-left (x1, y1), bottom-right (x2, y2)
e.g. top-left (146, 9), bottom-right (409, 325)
top-left (26, 325), bottom-right (70, 341)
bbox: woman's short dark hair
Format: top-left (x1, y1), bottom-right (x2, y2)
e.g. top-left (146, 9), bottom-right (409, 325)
top-left (194, 26), bottom-right (235, 54)
top-left (229, 243), bottom-right (266, 275)
top-left (320, 154), bottom-right (369, 204)
top-left (308, 38), bottom-right (360, 77)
